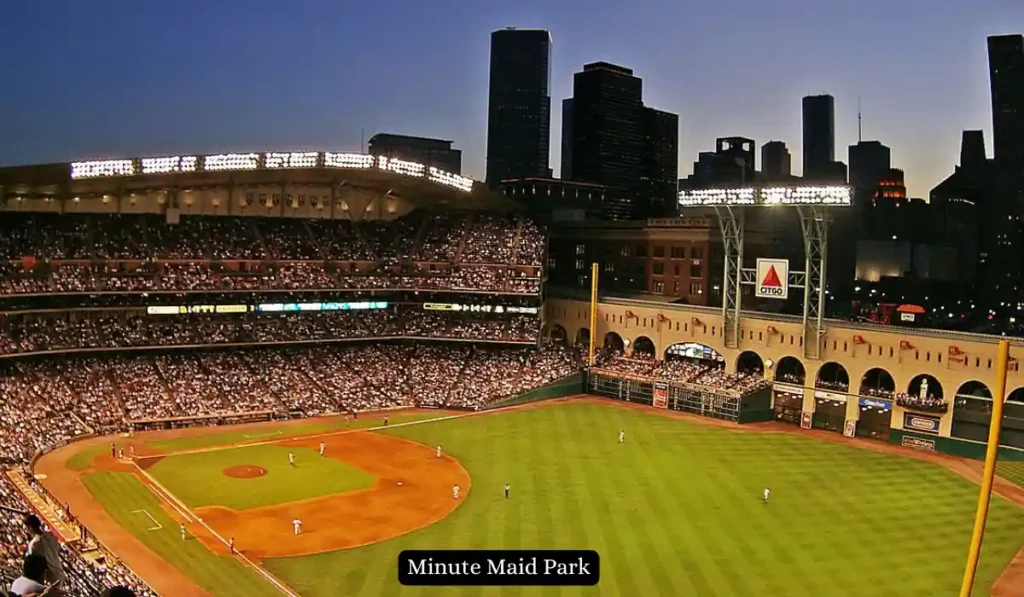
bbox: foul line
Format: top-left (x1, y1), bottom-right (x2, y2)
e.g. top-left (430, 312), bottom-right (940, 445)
top-left (132, 461), bottom-right (299, 597)
top-left (131, 509), bottom-right (162, 531)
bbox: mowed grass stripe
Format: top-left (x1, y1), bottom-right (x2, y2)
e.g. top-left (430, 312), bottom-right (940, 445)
top-left (81, 471), bottom-right (280, 597)
top-left (997, 459), bottom-right (1024, 488)
top-left (257, 402), bottom-right (1023, 596)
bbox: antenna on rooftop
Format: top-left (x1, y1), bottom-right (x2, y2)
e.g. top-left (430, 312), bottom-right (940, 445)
top-left (857, 96), bottom-right (863, 143)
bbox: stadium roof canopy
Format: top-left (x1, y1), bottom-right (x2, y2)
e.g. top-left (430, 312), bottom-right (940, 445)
top-left (0, 151), bottom-right (519, 211)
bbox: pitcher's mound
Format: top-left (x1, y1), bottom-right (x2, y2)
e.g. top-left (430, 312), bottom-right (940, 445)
top-left (224, 465), bottom-right (267, 479)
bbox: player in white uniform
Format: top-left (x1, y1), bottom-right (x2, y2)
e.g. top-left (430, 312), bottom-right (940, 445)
top-left (453, 484), bottom-right (460, 499)
top-left (436, 445), bottom-right (442, 458)
top-left (319, 442), bottom-right (325, 457)
top-left (288, 451), bottom-right (295, 467)
top-left (618, 430), bottom-right (625, 443)
top-left (180, 523), bottom-right (186, 541)
top-left (292, 518), bottom-right (303, 535)
top-left (762, 487), bottom-right (770, 503)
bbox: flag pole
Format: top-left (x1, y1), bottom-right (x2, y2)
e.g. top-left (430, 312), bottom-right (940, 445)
top-left (958, 339), bottom-right (1010, 597)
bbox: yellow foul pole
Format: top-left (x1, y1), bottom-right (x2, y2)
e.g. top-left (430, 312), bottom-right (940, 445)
top-left (958, 339), bottom-right (1010, 597)
top-left (588, 262), bottom-right (599, 365)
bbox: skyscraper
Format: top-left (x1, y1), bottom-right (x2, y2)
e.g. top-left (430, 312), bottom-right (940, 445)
top-left (760, 141), bottom-right (791, 180)
top-left (486, 28), bottom-right (552, 189)
top-left (367, 133), bottom-right (462, 174)
top-left (562, 62), bottom-right (678, 219)
top-left (987, 34), bottom-right (1024, 166)
top-left (802, 94), bottom-right (836, 178)
top-left (848, 140), bottom-right (891, 202)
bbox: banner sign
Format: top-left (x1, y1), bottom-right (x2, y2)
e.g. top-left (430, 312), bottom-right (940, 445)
top-left (423, 303), bottom-right (538, 314)
top-left (653, 382), bottom-right (669, 409)
top-left (843, 420), bottom-right (857, 438)
top-left (901, 435), bottom-right (936, 452)
top-left (773, 384), bottom-right (803, 397)
top-left (800, 412), bottom-right (812, 429)
top-left (755, 258), bottom-right (790, 300)
top-left (814, 390), bottom-right (847, 403)
top-left (902, 413), bottom-right (940, 435)
top-left (858, 398), bottom-right (892, 409)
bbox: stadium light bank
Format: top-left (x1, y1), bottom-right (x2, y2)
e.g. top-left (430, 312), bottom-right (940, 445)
top-left (677, 185), bottom-right (852, 207)
top-left (69, 151), bottom-right (476, 193)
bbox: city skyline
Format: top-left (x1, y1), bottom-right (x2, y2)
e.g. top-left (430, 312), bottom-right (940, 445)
top-left (0, 0), bottom-right (1021, 199)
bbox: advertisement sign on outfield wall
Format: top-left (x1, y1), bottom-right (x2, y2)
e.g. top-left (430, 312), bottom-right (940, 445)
top-left (901, 436), bottom-right (936, 451)
top-left (653, 382), bottom-right (669, 409)
top-left (902, 413), bottom-right (940, 435)
top-left (800, 412), bottom-right (813, 429)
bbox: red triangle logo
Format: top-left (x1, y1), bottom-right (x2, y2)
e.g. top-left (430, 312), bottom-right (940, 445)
top-left (761, 265), bottom-right (782, 287)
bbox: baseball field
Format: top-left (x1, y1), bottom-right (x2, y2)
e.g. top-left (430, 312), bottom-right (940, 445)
top-left (35, 399), bottom-right (1024, 597)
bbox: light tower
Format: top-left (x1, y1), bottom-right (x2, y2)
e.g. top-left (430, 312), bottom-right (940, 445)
top-left (677, 185), bottom-right (852, 360)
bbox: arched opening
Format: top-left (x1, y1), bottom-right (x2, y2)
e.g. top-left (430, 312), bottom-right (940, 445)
top-left (540, 322), bottom-right (551, 340)
top-left (1010, 388), bottom-right (1024, 403)
top-left (736, 351), bottom-right (764, 376)
top-left (815, 362), bottom-right (850, 393)
top-left (859, 368), bottom-right (895, 399)
top-left (632, 336), bottom-right (656, 358)
top-left (603, 331), bottom-right (624, 354)
top-left (574, 328), bottom-right (590, 348)
top-left (955, 380), bottom-right (991, 399)
top-left (551, 324), bottom-right (567, 346)
top-left (774, 356), bottom-right (805, 385)
top-left (900, 374), bottom-right (947, 414)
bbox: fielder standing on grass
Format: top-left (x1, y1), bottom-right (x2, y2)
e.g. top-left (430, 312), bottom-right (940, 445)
top-left (436, 445), bottom-right (442, 458)
top-left (318, 442), bottom-right (325, 457)
top-left (504, 483), bottom-right (510, 499)
top-left (180, 523), bottom-right (185, 541)
top-left (288, 451), bottom-right (295, 467)
top-left (762, 486), bottom-right (770, 504)
top-left (619, 429), bottom-right (625, 443)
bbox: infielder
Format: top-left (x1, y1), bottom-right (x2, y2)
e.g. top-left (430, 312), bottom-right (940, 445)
top-left (180, 523), bottom-right (186, 541)
top-left (453, 484), bottom-right (460, 499)
top-left (436, 445), bottom-right (442, 458)
top-left (292, 518), bottom-right (303, 535)
top-left (318, 442), bottom-right (325, 457)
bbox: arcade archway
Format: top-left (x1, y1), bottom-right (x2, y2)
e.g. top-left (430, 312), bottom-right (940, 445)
top-left (633, 336), bottom-right (656, 358)
top-left (953, 385), bottom-right (1024, 449)
top-left (815, 362), bottom-right (850, 392)
top-left (859, 368), bottom-right (895, 399)
top-left (774, 356), bottom-right (805, 385)
top-left (551, 324), bottom-right (567, 346)
top-left (574, 328), bottom-right (590, 348)
top-left (902, 374), bottom-right (946, 415)
top-left (955, 380), bottom-right (991, 399)
top-left (736, 351), bottom-right (764, 376)
top-left (603, 331), bottom-right (625, 354)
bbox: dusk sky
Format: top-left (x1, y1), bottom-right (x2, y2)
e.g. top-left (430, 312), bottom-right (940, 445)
top-left (1, 0), bottom-right (1021, 198)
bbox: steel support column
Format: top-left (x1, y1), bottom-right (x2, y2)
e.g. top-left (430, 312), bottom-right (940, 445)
top-left (797, 206), bottom-right (829, 360)
top-left (714, 206), bottom-right (744, 349)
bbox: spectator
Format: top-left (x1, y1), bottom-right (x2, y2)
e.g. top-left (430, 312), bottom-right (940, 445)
top-left (9, 554), bottom-right (46, 596)
top-left (22, 517), bottom-right (63, 587)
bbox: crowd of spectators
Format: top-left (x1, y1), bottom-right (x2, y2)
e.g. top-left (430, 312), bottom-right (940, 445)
top-left (591, 353), bottom-right (771, 396)
top-left (0, 309), bottom-right (539, 356)
top-left (0, 211), bottom-right (545, 297)
top-left (1, 475), bottom-right (153, 596)
top-left (895, 393), bottom-right (949, 413)
top-left (0, 342), bottom-right (580, 466)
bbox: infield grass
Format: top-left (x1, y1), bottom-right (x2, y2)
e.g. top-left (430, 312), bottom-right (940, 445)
top-left (146, 411), bottom-right (443, 453)
top-left (260, 401), bottom-right (1024, 597)
top-left (81, 471), bottom-right (280, 597)
top-left (66, 445), bottom-right (110, 471)
top-left (146, 444), bottom-right (374, 510)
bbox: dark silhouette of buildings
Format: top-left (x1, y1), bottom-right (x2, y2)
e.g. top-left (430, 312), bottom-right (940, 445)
top-left (486, 28), bottom-right (553, 189)
top-left (681, 137), bottom-right (756, 188)
top-left (500, 177), bottom-right (622, 219)
top-left (367, 134), bottom-right (462, 174)
top-left (760, 141), bottom-right (791, 180)
top-left (802, 94), bottom-right (836, 178)
top-left (988, 34), bottom-right (1024, 167)
top-left (848, 141), bottom-right (891, 203)
top-left (561, 62), bottom-right (678, 220)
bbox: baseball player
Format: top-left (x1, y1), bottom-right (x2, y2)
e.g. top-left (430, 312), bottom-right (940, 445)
top-left (504, 483), bottom-right (510, 499)
top-left (318, 442), bottom-right (325, 457)
top-left (619, 429), bottom-right (625, 444)
top-left (292, 518), bottom-right (303, 535)
top-left (180, 523), bottom-right (186, 541)
top-left (288, 451), bottom-right (295, 467)
top-left (436, 445), bottom-right (442, 458)
top-left (762, 487), bottom-right (771, 504)
top-left (453, 484), bottom-right (460, 500)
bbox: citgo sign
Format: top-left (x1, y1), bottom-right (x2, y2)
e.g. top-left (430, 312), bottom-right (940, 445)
top-left (755, 259), bottom-right (789, 300)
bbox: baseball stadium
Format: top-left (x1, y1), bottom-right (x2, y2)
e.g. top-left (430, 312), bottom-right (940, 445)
top-left (0, 151), bottom-right (1022, 597)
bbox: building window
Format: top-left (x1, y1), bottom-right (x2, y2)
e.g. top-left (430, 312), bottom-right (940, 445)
top-left (620, 246), bottom-right (631, 257)
top-left (673, 281), bottom-right (679, 293)
top-left (653, 263), bottom-right (665, 276)
top-left (692, 247), bottom-right (704, 259)
top-left (604, 261), bottom-right (615, 272)
top-left (575, 260), bottom-right (585, 270)
top-left (674, 264), bottom-right (680, 276)
top-left (653, 245), bottom-right (665, 258)
top-left (653, 280), bottom-right (664, 293)
top-left (577, 275), bottom-right (587, 286)
top-left (690, 264), bottom-right (702, 278)
top-left (671, 247), bottom-right (685, 259)
top-left (575, 244), bottom-right (585, 256)
top-left (690, 283), bottom-right (703, 295)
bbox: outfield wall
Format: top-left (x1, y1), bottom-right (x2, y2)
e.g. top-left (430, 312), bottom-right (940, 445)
top-left (487, 374), bottom-right (584, 409)
top-left (890, 429), bottom-right (1024, 461)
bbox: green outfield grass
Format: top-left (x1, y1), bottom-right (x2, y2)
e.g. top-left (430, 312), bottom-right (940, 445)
top-left (997, 459), bottom-right (1024, 488)
top-left (146, 411), bottom-right (445, 453)
top-left (81, 471), bottom-right (280, 597)
top-left (146, 444), bottom-right (374, 510)
top-left (258, 401), bottom-right (1024, 597)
